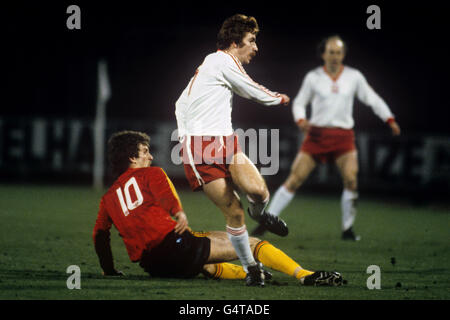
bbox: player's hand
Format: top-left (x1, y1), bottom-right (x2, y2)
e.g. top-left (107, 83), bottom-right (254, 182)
top-left (389, 120), bottom-right (401, 136)
top-left (297, 119), bottom-right (310, 133)
top-left (280, 94), bottom-right (290, 106)
top-left (174, 211), bottom-right (189, 234)
top-left (102, 269), bottom-right (125, 277)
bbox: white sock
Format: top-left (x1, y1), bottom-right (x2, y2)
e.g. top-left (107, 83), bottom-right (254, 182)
top-left (267, 185), bottom-right (295, 217)
top-left (247, 195), bottom-right (269, 220)
top-left (226, 225), bottom-right (256, 272)
top-left (341, 189), bottom-right (358, 231)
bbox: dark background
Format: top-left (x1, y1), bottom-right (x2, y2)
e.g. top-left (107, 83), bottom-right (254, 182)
top-left (2, 1), bottom-right (449, 205)
top-left (3, 1), bottom-right (448, 134)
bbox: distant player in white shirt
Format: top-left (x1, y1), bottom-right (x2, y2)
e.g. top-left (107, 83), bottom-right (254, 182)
top-left (175, 14), bottom-right (290, 286)
top-left (253, 35), bottom-right (401, 241)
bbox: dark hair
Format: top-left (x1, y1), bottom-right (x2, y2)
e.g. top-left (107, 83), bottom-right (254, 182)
top-left (217, 14), bottom-right (259, 50)
top-left (317, 35), bottom-right (347, 58)
top-left (107, 130), bottom-right (150, 176)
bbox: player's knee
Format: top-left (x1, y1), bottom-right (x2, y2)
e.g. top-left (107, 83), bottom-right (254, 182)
top-left (247, 185), bottom-right (269, 203)
top-left (249, 236), bottom-right (261, 247)
top-left (202, 264), bottom-right (216, 278)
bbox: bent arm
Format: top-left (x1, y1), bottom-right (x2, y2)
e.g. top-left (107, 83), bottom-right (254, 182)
top-left (356, 71), bottom-right (394, 122)
top-left (92, 200), bottom-right (117, 275)
top-left (292, 73), bottom-right (313, 124)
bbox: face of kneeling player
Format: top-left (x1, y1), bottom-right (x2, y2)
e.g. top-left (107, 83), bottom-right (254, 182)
top-left (129, 143), bottom-right (153, 168)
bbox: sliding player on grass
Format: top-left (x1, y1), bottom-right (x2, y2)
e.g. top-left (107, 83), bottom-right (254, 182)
top-left (92, 131), bottom-right (343, 286)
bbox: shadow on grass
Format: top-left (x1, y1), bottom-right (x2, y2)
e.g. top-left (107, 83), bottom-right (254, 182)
top-left (0, 268), bottom-right (215, 289)
top-left (0, 268), bottom-right (151, 281)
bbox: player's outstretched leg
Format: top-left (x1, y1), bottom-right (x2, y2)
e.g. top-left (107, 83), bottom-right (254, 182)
top-left (203, 178), bottom-right (266, 286)
top-left (253, 240), bottom-right (344, 286)
top-left (203, 262), bottom-right (272, 282)
top-left (336, 151), bottom-right (360, 241)
top-left (204, 232), bottom-right (343, 286)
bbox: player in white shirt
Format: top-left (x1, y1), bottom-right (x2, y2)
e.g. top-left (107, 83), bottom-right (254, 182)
top-left (175, 14), bottom-right (290, 286)
top-left (252, 35), bottom-right (401, 241)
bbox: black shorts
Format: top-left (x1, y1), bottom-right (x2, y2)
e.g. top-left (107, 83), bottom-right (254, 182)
top-left (139, 229), bottom-right (211, 278)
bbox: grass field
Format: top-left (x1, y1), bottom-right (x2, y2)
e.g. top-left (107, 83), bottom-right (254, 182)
top-left (0, 184), bottom-right (449, 301)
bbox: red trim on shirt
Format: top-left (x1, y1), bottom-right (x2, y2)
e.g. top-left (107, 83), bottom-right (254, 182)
top-left (188, 69), bottom-right (199, 96)
top-left (323, 65), bottom-right (344, 82)
top-left (219, 50), bottom-right (247, 74)
top-left (219, 50), bottom-right (281, 100)
top-left (386, 117), bottom-right (395, 124)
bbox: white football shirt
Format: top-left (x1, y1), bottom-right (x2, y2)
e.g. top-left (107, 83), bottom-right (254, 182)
top-left (292, 66), bottom-right (394, 129)
top-left (175, 50), bottom-right (283, 137)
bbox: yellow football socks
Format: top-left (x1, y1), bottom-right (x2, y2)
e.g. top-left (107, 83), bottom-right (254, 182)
top-left (253, 240), bottom-right (314, 279)
top-left (212, 263), bottom-right (247, 280)
top-left (210, 241), bottom-right (315, 281)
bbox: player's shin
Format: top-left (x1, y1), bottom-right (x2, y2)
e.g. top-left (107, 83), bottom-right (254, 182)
top-left (254, 240), bottom-right (314, 279)
top-left (226, 225), bottom-right (257, 272)
top-left (210, 263), bottom-right (247, 280)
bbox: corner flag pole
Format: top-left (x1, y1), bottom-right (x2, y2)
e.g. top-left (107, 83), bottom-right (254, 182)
top-left (93, 59), bottom-right (111, 190)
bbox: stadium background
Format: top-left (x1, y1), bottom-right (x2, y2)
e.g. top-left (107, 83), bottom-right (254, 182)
top-left (2, 1), bottom-right (449, 205)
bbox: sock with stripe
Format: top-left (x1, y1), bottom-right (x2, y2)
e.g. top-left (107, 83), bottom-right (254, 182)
top-left (226, 225), bottom-right (256, 272)
top-left (211, 263), bottom-right (247, 280)
top-left (254, 240), bottom-right (314, 280)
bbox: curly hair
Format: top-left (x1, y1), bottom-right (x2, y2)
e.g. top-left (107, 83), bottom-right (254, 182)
top-left (217, 14), bottom-right (259, 50)
top-left (107, 130), bottom-right (150, 176)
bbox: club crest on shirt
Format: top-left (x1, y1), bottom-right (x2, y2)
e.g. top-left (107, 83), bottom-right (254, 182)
top-left (332, 83), bottom-right (339, 93)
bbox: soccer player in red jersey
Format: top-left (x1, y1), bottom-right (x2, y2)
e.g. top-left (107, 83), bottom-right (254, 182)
top-left (93, 130), bottom-right (343, 286)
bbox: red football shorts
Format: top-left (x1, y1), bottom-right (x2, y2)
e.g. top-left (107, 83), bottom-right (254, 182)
top-left (181, 134), bottom-right (242, 191)
top-left (300, 126), bottom-right (356, 163)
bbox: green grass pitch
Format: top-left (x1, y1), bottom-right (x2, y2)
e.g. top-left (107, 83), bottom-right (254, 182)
top-left (0, 184), bottom-right (448, 300)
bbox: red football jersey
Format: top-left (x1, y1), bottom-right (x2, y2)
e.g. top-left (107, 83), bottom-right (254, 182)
top-left (93, 167), bottom-right (181, 262)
